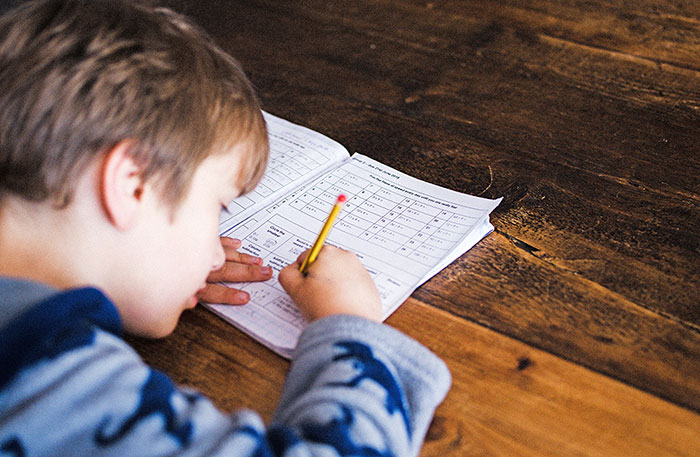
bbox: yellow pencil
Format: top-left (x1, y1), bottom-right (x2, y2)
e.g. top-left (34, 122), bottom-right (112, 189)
top-left (299, 194), bottom-right (347, 275)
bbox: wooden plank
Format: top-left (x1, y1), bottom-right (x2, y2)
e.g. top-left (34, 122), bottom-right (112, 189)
top-left (130, 302), bottom-right (700, 457)
top-left (392, 299), bottom-right (700, 457)
top-left (433, 0), bottom-right (700, 70)
top-left (219, 96), bottom-right (700, 410)
top-left (158, 0), bottom-right (700, 410)
top-left (165, 0), bottom-right (699, 320)
top-left (415, 231), bottom-right (700, 412)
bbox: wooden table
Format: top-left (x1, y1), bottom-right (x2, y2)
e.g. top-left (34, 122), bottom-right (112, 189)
top-left (129, 1), bottom-right (700, 455)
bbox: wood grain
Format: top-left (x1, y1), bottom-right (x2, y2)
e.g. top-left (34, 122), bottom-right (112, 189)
top-left (393, 299), bottom-right (700, 457)
top-left (135, 1), bottom-right (700, 455)
top-left (130, 301), bottom-right (700, 457)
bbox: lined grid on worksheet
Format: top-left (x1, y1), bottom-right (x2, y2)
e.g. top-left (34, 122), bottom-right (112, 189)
top-left (286, 167), bottom-right (482, 267)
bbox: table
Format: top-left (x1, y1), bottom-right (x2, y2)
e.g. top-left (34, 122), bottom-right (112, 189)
top-left (128, 1), bottom-right (700, 455)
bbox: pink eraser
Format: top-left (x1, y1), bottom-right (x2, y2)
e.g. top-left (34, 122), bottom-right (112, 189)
top-left (337, 194), bottom-right (347, 203)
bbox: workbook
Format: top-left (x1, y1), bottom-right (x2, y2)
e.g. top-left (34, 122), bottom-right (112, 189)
top-left (206, 112), bottom-right (501, 358)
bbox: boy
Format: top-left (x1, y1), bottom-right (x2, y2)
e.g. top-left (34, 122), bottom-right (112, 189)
top-left (0, 1), bottom-right (450, 456)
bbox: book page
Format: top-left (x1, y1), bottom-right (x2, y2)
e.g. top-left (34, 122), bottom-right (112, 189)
top-left (218, 112), bottom-right (350, 234)
top-left (208, 154), bottom-right (501, 358)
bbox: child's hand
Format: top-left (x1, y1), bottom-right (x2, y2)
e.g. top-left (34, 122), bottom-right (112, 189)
top-left (278, 245), bottom-right (382, 323)
top-left (197, 237), bottom-right (272, 305)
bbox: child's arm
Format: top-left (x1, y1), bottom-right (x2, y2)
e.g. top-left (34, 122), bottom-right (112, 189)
top-left (270, 246), bottom-right (450, 457)
top-left (196, 237), bottom-right (272, 305)
top-left (1, 250), bottom-right (449, 456)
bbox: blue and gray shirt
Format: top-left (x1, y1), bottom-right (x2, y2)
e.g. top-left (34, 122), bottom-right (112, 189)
top-left (0, 277), bottom-right (450, 456)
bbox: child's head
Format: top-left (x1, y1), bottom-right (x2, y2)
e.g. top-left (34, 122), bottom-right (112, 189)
top-left (0, 0), bottom-right (267, 209)
top-left (0, 0), bottom-right (268, 336)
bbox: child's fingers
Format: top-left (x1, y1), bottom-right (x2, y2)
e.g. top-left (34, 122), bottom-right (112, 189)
top-left (278, 246), bottom-right (333, 291)
top-left (207, 261), bottom-right (272, 283)
top-left (295, 245), bottom-right (341, 273)
top-left (225, 249), bottom-right (263, 265)
top-left (196, 283), bottom-right (250, 305)
top-left (219, 236), bottom-right (242, 249)
top-left (279, 245), bottom-right (382, 322)
top-left (278, 262), bottom-right (303, 294)
top-left (220, 237), bottom-right (263, 265)
top-left (294, 250), bottom-right (309, 267)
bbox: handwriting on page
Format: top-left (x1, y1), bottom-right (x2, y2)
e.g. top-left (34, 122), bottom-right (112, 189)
top-left (211, 155), bottom-right (495, 356)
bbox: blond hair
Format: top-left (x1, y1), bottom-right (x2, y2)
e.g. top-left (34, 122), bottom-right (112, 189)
top-left (0, 0), bottom-right (268, 209)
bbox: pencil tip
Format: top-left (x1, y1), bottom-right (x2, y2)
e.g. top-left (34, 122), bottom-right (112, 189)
top-left (338, 194), bottom-right (347, 203)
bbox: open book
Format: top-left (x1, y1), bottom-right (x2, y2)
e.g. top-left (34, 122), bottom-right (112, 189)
top-left (206, 112), bottom-right (501, 358)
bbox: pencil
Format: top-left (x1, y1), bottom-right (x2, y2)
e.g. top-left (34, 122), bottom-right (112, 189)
top-left (299, 194), bottom-right (347, 275)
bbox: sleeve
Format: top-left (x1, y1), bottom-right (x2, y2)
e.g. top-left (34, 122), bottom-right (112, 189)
top-left (0, 316), bottom-right (450, 457)
top-left (272, 315), bottom-right (452, 457)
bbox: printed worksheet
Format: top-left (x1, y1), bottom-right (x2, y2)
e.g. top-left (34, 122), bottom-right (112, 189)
top-left (207, 147), bottom-right (501, 358)
top-left (218, 113), bottom-right (349, 234)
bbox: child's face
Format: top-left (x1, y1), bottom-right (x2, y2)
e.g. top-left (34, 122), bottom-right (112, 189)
top-left (116, 142), bottom-right (251, 338)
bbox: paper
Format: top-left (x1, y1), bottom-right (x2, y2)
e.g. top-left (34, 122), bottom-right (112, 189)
top-left (218, 113), bottom-right (348, 233)
top-left (206, 113), bottom-right (501, 358)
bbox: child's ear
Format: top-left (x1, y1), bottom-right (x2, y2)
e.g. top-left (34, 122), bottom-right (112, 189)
top-left (100, 141), bottom-right (146, 231)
